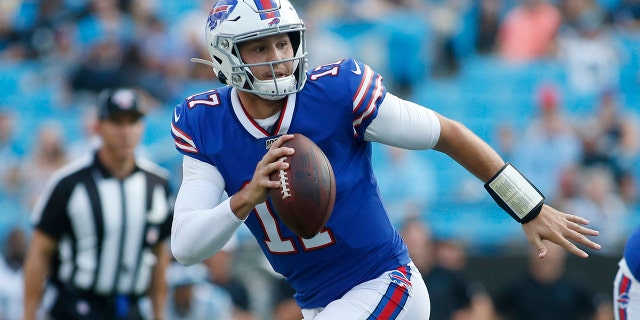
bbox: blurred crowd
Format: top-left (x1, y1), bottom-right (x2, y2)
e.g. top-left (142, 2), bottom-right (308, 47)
top-left (0, 0), bottom-right (639, 319)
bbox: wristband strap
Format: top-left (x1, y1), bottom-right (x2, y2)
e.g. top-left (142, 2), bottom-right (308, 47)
top-left (484, 163), bottom-right (545, 223)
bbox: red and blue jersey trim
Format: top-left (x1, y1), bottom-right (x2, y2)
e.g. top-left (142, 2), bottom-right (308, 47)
top-left (352, 63), bottom-right (384, 137)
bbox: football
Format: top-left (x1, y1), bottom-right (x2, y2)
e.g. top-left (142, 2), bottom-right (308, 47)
top-left (269, 134), bottom-right (336, 239)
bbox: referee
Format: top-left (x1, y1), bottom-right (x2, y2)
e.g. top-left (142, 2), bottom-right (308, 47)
top-left (23, 88), bottom-right (173, 320)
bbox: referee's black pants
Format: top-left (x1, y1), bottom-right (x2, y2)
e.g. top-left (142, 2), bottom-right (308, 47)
top-left (49, 284), bottom-right (143, 320)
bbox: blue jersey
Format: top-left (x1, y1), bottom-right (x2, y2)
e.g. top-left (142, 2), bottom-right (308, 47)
top-left (171, 58), bottom-right (410, 308)
top-left (624, 225), bottom-right (640, 280)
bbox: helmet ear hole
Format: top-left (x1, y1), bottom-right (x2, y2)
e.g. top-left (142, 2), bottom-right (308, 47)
top-left (288, 32), bottom-right (301, 55)
top-left (217, 71), bottom-right (228, 84)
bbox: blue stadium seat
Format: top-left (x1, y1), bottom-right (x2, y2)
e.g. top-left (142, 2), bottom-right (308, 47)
top-left (156, 0), bottom-right (201, 23)
top-left (0, 61), bottom-right (39, 104)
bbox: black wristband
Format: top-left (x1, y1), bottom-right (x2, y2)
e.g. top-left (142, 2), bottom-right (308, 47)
top-left (484, 163), bottom-right (545, 224)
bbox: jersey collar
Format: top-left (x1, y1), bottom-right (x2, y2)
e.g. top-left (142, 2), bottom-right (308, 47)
top-left (230, 88), bottom-right (296, 138)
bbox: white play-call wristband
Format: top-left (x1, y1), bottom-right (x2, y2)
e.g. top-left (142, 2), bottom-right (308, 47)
top-left (484, 163), bottom-right (545, 223)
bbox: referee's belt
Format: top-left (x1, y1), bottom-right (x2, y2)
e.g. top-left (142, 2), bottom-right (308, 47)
top-left (52, 280), bottom-right (142, 304)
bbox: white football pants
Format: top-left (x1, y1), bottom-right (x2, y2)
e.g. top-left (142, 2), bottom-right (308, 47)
top-left (614, 258), bottom-right (640, 320)
top-left (301, 262), bottom-right (430, 320)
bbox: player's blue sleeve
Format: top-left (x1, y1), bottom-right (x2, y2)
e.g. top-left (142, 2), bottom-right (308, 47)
top-left (345, 59), bottom-right (387, 140)
top-left (306, 58), bottom-right (387, 140)
top-left (170, 90), bottom-right (219, 164)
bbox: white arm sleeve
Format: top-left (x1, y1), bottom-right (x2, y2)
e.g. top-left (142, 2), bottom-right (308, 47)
top-left (171, 156), bottom-right (244, 266)
top-left (365, 92), bottom-right (441, 150)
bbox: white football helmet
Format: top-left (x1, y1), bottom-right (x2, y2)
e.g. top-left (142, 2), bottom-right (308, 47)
top-left (196, 0), bottom-right (308, 100)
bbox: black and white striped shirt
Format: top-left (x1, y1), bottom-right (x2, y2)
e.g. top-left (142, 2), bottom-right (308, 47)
top-left (32, 152), bottom-right (173, 297)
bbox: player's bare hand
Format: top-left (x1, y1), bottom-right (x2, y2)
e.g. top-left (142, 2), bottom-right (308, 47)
top-left (243, 134), bottom-right (295, 206)
top-left (522, 204), bottom-right (600, 259)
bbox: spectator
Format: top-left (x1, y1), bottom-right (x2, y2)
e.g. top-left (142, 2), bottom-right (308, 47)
top-left (558, 0), bottom-right (600, 29)
top-left (497, 0), bottom-right (562, 63)
top-left (68, 0), bottom-right (139, 95)
top-left (475, 0), bottom-right (504, 54)
top-left (400, 218), bottom-right (495, 320)
top-left (580, 89), bottom-right (640, 180)
top-left (563, 166), bottom-right (628, 255)
top-left (163, 261), bottom-right (235, 320)
top-left (618, 170), bottom-right (638, 207)
top-left (18, 120), bottom-right (68, 209)
top-left (23, 0), bottom-right (80, 61)
top-left (121, 0), bottom-right (185, 103)
top-left (475, 0), bottom-right (504, 55)
top-left (74, 0), bottom-right (135, 51)
top-left (204, 244), bottom-right (255, 320)
top-left (68, 36), bottom-right (131, 94)
top-left (0, 0), bottom-right (20, 53)
top-left (494, 240), bottom-right (605, 320)
top-left (271, 276), bottom-right (303, 320)
top-left (512, 84), bottom-right (581, 200)
top-left (553, 162), bottom-right (582, 211)
top-left (175, 0), bottom-right (219, 80)
top-left (611, 0), bottom-right (640, 30)
top-left (0, 0), bottom-right (40, 60)
top-left (557, 5), bottom-right (622, 95)
top-left (434, 239), bottom-right (469, 272)
top-left (0, 227), bottom-right (28, 320)
top-left (494, 123), bottom-right (516, 161)
top-left (373, 145), bottom-right (436, 226)
top-left (67, 106), bottom-right (101, 159)
top-left (303, 1), bottom-right (353, 73)
top-left (0, 108), bottom-right (24, 196)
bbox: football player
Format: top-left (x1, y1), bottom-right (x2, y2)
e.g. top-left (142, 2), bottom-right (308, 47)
top-left (614, 225), bottom-right (640, 320)
top-left (170, 0), bottom-right (601, 319)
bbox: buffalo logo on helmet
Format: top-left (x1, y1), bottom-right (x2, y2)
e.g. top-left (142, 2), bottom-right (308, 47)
top-left (207, 0), bottom-right (237, 31)
top-left (208, 0), bottom-right (283, 31)
top-left (268, 17), bottom-right (280, 26)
